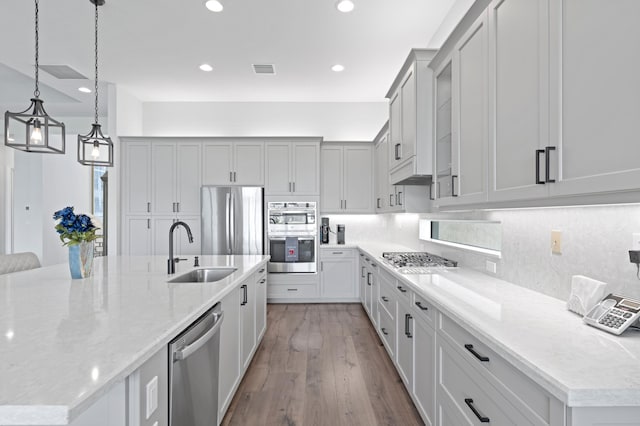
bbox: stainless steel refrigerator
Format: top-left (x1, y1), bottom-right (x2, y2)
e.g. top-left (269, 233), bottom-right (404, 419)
top-left (201, 186), bottom-right (264, 255)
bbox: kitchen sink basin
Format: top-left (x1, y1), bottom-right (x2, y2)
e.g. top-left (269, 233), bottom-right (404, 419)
top-left (168, 267), bottom-right (237, 283)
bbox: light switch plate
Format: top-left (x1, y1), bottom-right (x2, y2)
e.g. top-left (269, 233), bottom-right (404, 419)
top-left (486, 260), bottom-right (497, 274)
top-left (146, 376), bottom-right (158, 419)
top-left (551, 230), bottom-right (562, 255)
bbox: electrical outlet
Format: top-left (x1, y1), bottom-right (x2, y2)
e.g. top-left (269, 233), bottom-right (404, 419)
top-left (630, 250), bottom-right (640, 264)
top-left (486, 260), bottom-right (497, 274)
top-left (551, 230), bottom-right (562, 255)
top-left (632, 233), bottom-right (640, 250)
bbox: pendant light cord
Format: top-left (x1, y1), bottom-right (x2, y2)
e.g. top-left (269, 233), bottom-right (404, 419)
top-left (34, 0), bottom-right (40, 98)
top-left (94, 2), bottom-right (99, 124)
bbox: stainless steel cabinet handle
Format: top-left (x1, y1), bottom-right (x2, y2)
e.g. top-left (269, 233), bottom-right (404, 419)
top-left (545, 146), bottom-right (556, 183)
top-left (405, 313), bottom-right (413, 338)
top-left (174, 312), bottom-right (225, 361)
top-left (535, 149), bottom-right (545, 184)
top-left (240, 284), bottom-right (248, 306)
top-left (464, 399), bottom-right (490, 423)
top-left (464, 344), bottom-right (490, 362)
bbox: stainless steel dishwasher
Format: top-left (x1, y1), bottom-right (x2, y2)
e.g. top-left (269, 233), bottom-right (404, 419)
top-left (169, 302), bottom-right (224, 426)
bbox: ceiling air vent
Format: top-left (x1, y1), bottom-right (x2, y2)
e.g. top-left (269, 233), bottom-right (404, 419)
top-left (39, 65), bottom-right (88, 80)
top-left (252, 64), bottom-right (275, 75)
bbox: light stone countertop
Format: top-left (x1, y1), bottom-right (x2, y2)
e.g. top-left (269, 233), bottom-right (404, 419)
top-left (0, 255), bottom-right (269, 426)
top-left (357, 242), bottom-right (640, 408)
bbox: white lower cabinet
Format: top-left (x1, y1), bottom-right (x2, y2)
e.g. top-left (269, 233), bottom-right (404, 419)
top-left (218, 285), bottom-right (241, 422)
top-left (358, 253), bottom-right (367, 306)
top-left (414, 314), bottom-right (436, 426)
top-left (319, 248), bottom-right (358, 300)
top-left (218, 267), bottom-right (267, 424)
top-left (396, 298), bottom-right (414, 391)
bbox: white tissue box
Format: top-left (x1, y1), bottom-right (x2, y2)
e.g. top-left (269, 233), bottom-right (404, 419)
top-left (567, 275), bottom-right (608, 316)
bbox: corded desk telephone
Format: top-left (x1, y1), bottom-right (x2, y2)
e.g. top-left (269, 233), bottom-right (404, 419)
top-left (584, 294), bottom-right (640, 335)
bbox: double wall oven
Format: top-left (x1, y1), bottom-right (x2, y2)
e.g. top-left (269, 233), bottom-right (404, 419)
top-left (267, 202), bottom-right (317, 273)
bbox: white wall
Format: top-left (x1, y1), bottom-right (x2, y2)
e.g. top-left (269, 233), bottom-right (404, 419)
top-left (141, 102), bottom-right (388, 141)
top-left (12, 151), bottom-right (43, 259)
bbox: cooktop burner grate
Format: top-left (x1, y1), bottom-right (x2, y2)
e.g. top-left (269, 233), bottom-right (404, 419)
top-left (381, 252), bottom-right (457, 273)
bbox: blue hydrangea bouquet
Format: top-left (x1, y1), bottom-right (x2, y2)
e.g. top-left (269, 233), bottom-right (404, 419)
top-left (53, 206), bottom-right (100, 246)
top-left (53, 207), bottom-right (100, 279)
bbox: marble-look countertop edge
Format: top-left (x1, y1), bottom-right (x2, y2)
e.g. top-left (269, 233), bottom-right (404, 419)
top-left (354, 242), bottom-right (640, 408)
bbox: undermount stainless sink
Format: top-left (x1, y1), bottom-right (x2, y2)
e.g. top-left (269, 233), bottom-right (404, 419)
top-left (168, 267), bottom-right (237, 283)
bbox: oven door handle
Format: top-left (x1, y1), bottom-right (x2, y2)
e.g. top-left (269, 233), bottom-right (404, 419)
top-left (268, 236), bottom-right (315, 241)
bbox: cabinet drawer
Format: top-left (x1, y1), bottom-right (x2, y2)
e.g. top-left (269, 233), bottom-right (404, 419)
top-left (320, 248), bottom-right (355, 259)
top-left (394, 279), bottom-right (412, 304)
top-left (439, 314), bottom-right (560, 425)
top-left (267, 283), bottom-right (317, 298)
top-left (378, 307), bottom-right (395, 358)
top-left (438, 337), bottom-right (534, 426)
top-left (378, 279), bottom-right (397, 320)
top-left (413, 292), bottom-right (435, 325)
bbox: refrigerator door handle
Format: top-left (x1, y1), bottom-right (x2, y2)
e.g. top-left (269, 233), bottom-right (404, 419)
top-left (226, 192), bottom-right (232, 254)
top-left (230, 191), bottom-right (235, 254)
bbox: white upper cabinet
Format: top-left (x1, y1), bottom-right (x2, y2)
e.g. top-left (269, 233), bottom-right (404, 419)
top-left (176, 143), bottom-right (202, 216)
top-left (386, 49), bottom-right (437, 186)
top-left (123, 142), bottom-right (152, 215)
top-left (265, 140), bottom-right (320, 195)
top-left (488, 0), bottom-right (550, 202)
top-left (548, 0), bottom-right (640, 197)
top-left (439, 11), bottom-right (489, 207)
top-left (320, 144), bottom-right (373, 214)
top-left (202, 141), bottom-right (263, 186)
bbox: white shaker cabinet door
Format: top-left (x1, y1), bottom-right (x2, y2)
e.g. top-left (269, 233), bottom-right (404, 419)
top-left (374, 135), bottom-right (388, 211)
top-left (549, 0), bottom-right (640, 197)
top-left (265, 142), bottom-right (292, 195)
top-left (488, 0), bottom-right (550, 202)
top-left (320, 146), bottom-right (344, 212)
top-left (234, 142), bottom-right (264, 186)
top-left (176, 143), bottom-right (201, 216)
top-left (152, 143), bottom-right (177, 215)
top-left (152, 217), bottom-right (176, 256)
top-left (414, 318), bottom-right (436, 426)
top-left (343, 145), bottom-right (374, 213)
top-left (202, 143), bottom-right (233, 186)
top-left (124, 217), bottom-right (151, 256)
top-left (400, 69), bottom-right (417, 161)
top-left (320, 257), bottom-right (356, 299)
top-left (218, 286), bottom-right (241, 422)
top-left (240, 278), bottom-right (256, 371)
top-left (292, 142), bottom-right (320, 195)
top-left (123, 142), bottom-right (151, 215)
top-left (389, 91), bottom-right (403, 170)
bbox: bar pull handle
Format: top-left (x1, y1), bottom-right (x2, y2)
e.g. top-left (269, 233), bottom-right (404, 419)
top-left (320, 261), bottom-right (323, 272)
top-left (174, 312), bottom-right (225, 361)
top-left (230, 171), bottom-right (234, 183)
top-left (147, 219), bottom-right (151, 229)
top-left (147, 202), bottom-right (151, 213)
top-left (361, 266), bottom-right (365, 278)
top-left (377, 198), bottom-right (381, 208)
top-left (344, 200), bottom-right (347, 209)
top-left (452, 175), bottom-right (458, 197)
top-left (381, 296), bottom-right (389, 302)
top-left (545, 146), bottom-right (556, 183)
top-left (258, 268), bottom-right (265, 273)
top-left (259, 279), bottom-right (266, 284)
top-left (397, 191), bottom-right (403, 205)
top-left (464, 344), bottom-right (490, 362)
top-left (176, 202), bottom-right (180, 213)
top-left (464, 399), bottom-right (490, 423)
top-left (397, 285), bottom-right (407, 293)
top-left (381, 327), bottom-right (389, 336)
top-left (429, 183), bottom-right (435, 200)
top-left (405, 314), bottom-right (413, 338)
top-left (389, 194), bottom-right (395, 207)
top-left (367, 272), bottom-right (372, 286)
top-left (240, 284), bottom-right (248, 306)
top-left (415, 301), bottom-right (429, 311)
top-left (287, 288), bottom-right (298, 292)
top-left (292, 181), bottom-right (295, 192)
top-left (332, 251), bottom-right (343, 255)
top-left (394, 143), bottom-right (401, 160)
top-left (233, 171), bottom-right (237, 182)
top-left (535, 149), bottom-right (545, 184)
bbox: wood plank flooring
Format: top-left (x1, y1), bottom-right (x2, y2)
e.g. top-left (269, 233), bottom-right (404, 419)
top-left (222, 303), bottom-right (424, 426)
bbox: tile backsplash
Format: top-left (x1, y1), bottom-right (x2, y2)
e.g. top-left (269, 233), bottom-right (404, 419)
top-left (329, 204), bottom-right (640, 302)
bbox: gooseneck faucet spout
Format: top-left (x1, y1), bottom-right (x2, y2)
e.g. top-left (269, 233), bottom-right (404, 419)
top-left (168, 221), bottom-right (194, 274)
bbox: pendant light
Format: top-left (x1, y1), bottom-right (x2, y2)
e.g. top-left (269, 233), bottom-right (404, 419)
top-left (4, 0), bottom-right (66, 154)
top-left (78, 0), bottom-right (113, 167)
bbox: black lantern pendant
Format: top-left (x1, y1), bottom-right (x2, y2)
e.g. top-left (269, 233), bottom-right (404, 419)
top-left (4, 0), bottom-right (66, 154)
top-left (78, 0), bottom-right (114, 167)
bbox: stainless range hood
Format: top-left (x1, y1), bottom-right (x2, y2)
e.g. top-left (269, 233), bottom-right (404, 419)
top-left (385, 49), bottom-right (437, 187)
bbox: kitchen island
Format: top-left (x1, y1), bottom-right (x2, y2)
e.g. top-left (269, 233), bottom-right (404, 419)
top-left (0, 255), bottom-right (269, 426)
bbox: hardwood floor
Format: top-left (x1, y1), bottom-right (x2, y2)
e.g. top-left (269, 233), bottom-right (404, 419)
top-left (222, 303), bottom-right (424, 426)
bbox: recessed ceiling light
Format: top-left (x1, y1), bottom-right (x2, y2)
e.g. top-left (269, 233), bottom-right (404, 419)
top-left (78, 87), bottom-right (91, 93)
top-left (199, 64), bottom-right (213, 72)
top-left (205, 0), bottom-right (223, 12)
top-left (336, 0), bottom-right (355, 13)
top-left (331, 64), bottom-right (345, 72)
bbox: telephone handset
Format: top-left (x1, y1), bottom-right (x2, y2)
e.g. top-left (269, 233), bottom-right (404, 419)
top-left (584, 293), bottom-right (640, 335)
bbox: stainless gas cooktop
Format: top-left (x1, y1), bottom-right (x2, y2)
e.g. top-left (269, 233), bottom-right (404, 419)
top-left (381, 252), bottom-right (457, 274)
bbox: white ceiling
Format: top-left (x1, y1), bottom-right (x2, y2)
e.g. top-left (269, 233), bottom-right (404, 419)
top-left (0, 0), bottom-right (465, 116)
